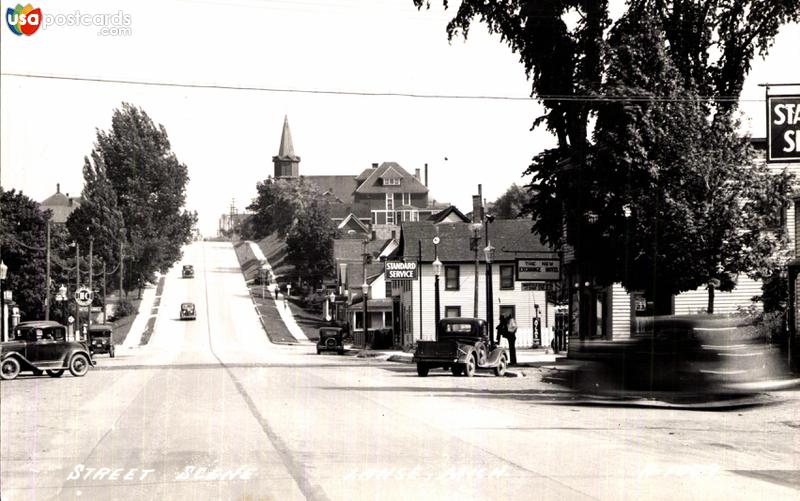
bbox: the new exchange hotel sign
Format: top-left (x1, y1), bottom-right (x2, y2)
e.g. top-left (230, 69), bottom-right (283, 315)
top-left (767, 95), bottom-right (800, 162)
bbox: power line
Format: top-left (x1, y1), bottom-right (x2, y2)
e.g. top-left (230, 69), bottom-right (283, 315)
top-left (0, 72), bottom-right (766, 103)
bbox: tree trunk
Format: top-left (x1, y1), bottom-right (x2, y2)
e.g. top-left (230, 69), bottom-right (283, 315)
top-left (707, 285), bottom-right (715, 314)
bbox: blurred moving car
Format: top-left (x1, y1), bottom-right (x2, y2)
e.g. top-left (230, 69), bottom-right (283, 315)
top-left (88, 324), bottom-right (115, 358)
top-left (1, 321), bottom-right (95, 380)
top-left (413, 318), bottom-right (508, 377)
top-left (567, 314), bottom-right (790, 393)
top-left (180, 302), bottom-right (197, 320)
top-left (317, 327), bottom-right (345, 355)
top-left (182, 265), bottom-right (194, 279)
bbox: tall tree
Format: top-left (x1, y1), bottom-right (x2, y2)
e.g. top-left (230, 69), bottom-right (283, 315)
top-left (417, 0), bottom-right (799, 313)
top-left (89, 103), bottom-right (196, 289)
top-left (66, 151), bottom-right (127, 290)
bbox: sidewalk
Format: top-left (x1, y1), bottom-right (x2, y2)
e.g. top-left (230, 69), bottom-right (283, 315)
top-left (345, 346), bottom-right (566, 377)
top-left (120, 275), bottom-right (163, 349)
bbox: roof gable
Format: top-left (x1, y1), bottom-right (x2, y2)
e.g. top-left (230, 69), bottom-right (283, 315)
top-left (355, 162), bottom-right (428, 195)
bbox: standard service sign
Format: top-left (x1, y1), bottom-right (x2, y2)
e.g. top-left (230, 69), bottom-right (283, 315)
top-left (767, 95), bottom-right (800, 162)
top-left (386, 260), bottom-right (418, 280)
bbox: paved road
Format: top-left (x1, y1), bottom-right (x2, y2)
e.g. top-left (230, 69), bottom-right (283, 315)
top-left (2, 242), bottom-right (799, 500)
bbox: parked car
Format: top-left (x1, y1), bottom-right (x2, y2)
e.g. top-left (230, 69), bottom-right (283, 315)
top-left (88, 324), bottom-right (115, 358)
top-left (1, 321), bottom-right (95, 380)
top-left (317, 327), bottom-right (345, 355)
top-left (182, 265), bottom-right (194, 279)
top-left (413, 318), bottom-right (508, 377)
top-left (180, 302), bottom-right (197, 320)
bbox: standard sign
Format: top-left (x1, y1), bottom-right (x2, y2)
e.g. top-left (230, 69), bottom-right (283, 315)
top-left (516, 256), bottom-right (560, 281)
top-left (768, 95), bottom-right (800, 162)
top-left (386, 261), bottom-right (418, 280)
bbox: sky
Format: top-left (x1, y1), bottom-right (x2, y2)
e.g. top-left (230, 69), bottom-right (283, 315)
top-left (1, 0), bottom-right (798, 236)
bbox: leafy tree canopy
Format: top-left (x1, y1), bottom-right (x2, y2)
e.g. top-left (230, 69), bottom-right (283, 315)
top-left (417, 0), bottom-right (799, 311)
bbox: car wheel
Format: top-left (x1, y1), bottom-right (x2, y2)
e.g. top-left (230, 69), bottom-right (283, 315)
top-left (110, 346), bottom-right (116, 358)
top-left (451, 364), bottom-right (464, 376)
top-left (494, 354), bottom-right (508, 377)
top-left (69, 354), bottom-right (90, 377)
top-left (1, 358), bottom-right (21, 380)
top-left (416, 364), bottom-right (429, 377)
top-left (46, 369), bottom-right (65, 378)
top-left (464, 354), bottom-right (476, 378)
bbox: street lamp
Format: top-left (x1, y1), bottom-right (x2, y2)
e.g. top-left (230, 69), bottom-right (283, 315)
top-left (362, 281), bottom-right (370, 349)
top-left (0, 260), bottom-right (8, 342)
top-left (329, 291), bottom-right (336, 323)
top-left (433, 255), bottom-right (442, 328)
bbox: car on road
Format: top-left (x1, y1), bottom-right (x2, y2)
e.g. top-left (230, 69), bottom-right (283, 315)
top-left (413, 317), bottom-right (509, 377)
top-left (317, 327), bottom-right (345, 355)
top-left (567, 314), bottom-right (791, 394)
top-left (0, 321), bottom-right (95, 380)
top-left (180, 302), bottom-right (197, 320)
top-left (88, 324), bottom-right (115, 358)
top-left (182, 265), bottom-right (195, 279)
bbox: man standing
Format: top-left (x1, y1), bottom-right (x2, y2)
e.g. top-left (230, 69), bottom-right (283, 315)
top-left (505, 314), bottom-right (518, 365)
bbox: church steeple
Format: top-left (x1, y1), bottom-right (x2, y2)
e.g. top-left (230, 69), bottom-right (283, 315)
top-left (273, 115), bottom-right (301, 178)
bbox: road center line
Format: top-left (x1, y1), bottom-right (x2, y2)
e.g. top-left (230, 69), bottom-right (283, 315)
top-left (202, 242), bottom-right (331, 501)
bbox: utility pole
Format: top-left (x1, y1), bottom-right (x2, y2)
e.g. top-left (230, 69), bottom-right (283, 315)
top-left (119, 240), bottom-right (125, 301)
top-left (102, 261), bottom-right (107, 324)
top-left (418, 240), bottom-right (422, 342)
top-left (45, 220), bottom-right (51, 320)
top-left (75, 241), bottom-right (80, 336)
top-left (473, 185), bottom-right (482, 318)
top-left (88, 237), bottom-right (93, 334)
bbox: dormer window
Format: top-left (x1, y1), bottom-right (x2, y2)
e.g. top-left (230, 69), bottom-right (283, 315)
top-left (383, 178), bottom-right (401, 186)
top-left (380, 166), bottom-right (403, 186)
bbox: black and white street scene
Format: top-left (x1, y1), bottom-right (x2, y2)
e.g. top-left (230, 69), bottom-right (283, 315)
top-left (2, 1), bottom-right (800, 500)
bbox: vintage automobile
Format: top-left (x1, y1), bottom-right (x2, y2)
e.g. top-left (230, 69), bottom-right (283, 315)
top-left (180, 302), bottom-right (197, 320)
top-left (316, 326), bottom-right (345, 355)
top-left (182, 265), bottom-right (195, 279)
top-left (88, 324), bottom-right (115, 358)
top-left (413, 317), bottom-right (509, 377)
top-left (566, 314), bottom-right (791, 393)
top-left (0, 321), bottom-right (95, 380)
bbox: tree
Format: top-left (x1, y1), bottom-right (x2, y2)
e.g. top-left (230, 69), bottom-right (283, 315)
top-left (0, 188), bottom-right (49, 320)
top-left (417, 0), bottom-right (799, 313)
top-left (492, 183), bottom-right (531, 219)
top-left (285, 197), bottom-right (335, 284)
top-left (245, 177), bottom-right (323, 240)
top-left (88, 103), bottom-right (196, 291)
top-left (66, 151), bottom-right (127, 291)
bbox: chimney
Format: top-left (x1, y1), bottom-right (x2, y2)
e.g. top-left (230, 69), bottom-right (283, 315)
top-left (424, 163), bottom-right (428, 187)
top-left (414, 168), bottom-right (421, 181)
top-left (57, 183), bottom-right (61, 193)
top-left (371, 162), bottom-right (379, 169)
top-left (472, 195), bottom-right (482, 223)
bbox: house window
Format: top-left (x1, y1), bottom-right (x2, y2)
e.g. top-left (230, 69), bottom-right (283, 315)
top-left (500, 265), bottom-right (515, 290)
top-left (445, 265), bottom-right (460, 290)
top-left (385, 281), bottom-right (392, 297)
top-left (445, 306), bottom-right (461, 318)
top-left (383, 177), bottom-right (401, 186)
top-left (402, 192), bottom-right (411, 205)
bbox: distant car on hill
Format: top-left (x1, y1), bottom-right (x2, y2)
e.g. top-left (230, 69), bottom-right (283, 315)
top-left (182, 265), bottom-right (194, 278)
top-left (180, 302), bottom-right (197, 320)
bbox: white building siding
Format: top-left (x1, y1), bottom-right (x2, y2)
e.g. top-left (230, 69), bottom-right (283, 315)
top-left (674, 276), bottom-right (763, 315)
top-left (611, 284), bottom-right (631, 340)
top-left (412, 263), bottom-right (555, 346)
